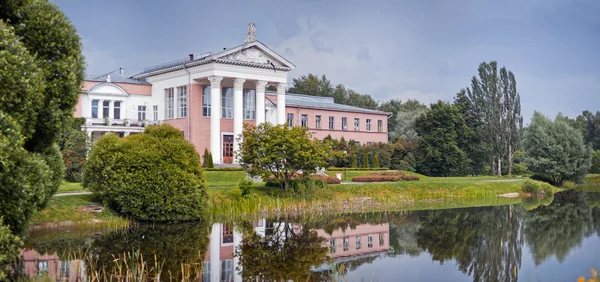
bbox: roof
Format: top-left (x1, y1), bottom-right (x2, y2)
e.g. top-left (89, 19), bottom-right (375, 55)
top-left (86, 71), bottom-right (150, 85)
top-left (283, 93), bottom-right (390, 115)
top-left (131, 40), bottom-right (294, 79)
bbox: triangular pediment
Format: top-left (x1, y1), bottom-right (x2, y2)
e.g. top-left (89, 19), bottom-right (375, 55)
top-left (214, 41), bottom-right (295, 69)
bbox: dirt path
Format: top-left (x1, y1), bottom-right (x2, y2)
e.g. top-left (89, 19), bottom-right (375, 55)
top-left (54, 191), bottom-right (92, 197)
top-left (477, 179), bottom-right (525, 183)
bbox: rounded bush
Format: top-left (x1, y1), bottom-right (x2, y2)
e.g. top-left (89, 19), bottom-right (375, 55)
top-left (83, 125), bottom-right (208, 221)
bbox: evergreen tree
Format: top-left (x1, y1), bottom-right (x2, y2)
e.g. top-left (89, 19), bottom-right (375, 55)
top-left (363, 153), bottom-right (369, 168)
top-left (351, 154), bottom-right (358, 168)
top-left (373, 154), bottom-right (380, 168)
top-left (202, 148), bottom-right (210, 168)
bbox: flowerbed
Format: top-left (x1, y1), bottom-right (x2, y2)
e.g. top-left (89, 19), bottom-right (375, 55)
top-left (351, 171), bottom-right (420, 182)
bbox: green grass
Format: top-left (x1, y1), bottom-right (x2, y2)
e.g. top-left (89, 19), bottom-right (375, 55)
top-left (58, 181), bottom-right (85, 192)
top-left (204, 170), bottom-right (248, 187)
top-left (30, 194), bottom-right (125, 226)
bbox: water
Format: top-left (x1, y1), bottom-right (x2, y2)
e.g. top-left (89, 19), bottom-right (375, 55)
top-left (18, 190), bottom-right (600, 281)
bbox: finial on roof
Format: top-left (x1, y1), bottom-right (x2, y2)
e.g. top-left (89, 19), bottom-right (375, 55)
top-left (106, 74), bottom-right (111, 83)
top-left (245, 23), bottom-right (256, 43)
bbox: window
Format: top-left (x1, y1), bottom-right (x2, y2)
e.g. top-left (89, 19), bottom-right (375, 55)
top-left (356, 236), bottom-right (361, 249)
top-left (367, 141), bottom-right (373, 146)
top-left (164, 88), bottom-right (174, 119)
top-left (153, 105), bottom-right (158, 121)
top-left (91, 100), bottom-right (98, 118)
top-left (222, 87), bottom-right (233, 118)
top-left (177, 86), bottom-right (187, 118)
top-left (329, 116), bottom-right (334, 130)
top-left (330, 239), bottom-right (336, 254)
top-left (221, 259), bottom-right (234, 282)
top-left (287, 113), bottom-right (294, 127)
top-left (368, 234), bottom-right (373, 248)
top-left (60, 261), bottom-right (71, 278)
top-left (301, 114), bottom-right (308, 127)
top-left (222, 224), bottom-right (233, 244)
top-left (379, 233), bottom-right (385, 246)
top-left (38, 261), bottom-right (48, 276)
top-left (113, 101), bottom-right (121, 120)
top-left (366, 119), bottom-right (372, 131)
top-left (138, 105), bottom-right (146, 121)
top-left (354, 118), bottom-right (360, 131)
top-left (343, 237), bottom-right (349, 251)
top-left (202, 86), bottom-right (211, 117)
top-left (243, 89), bottom-right (256, 120)
top-left (202, 261), bottom-right (210, 282)
top-left (316, 115), bottom-right (321, 129)
top-left (378, 120), bottom-right (383, 132)
top-left (102, 101), bottom-right (110, 118)
top-left (342, 117), bottom-right (348, 131)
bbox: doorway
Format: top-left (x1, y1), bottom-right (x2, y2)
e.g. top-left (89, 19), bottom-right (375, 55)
top-left (222, 135), bottom-right (234, 164)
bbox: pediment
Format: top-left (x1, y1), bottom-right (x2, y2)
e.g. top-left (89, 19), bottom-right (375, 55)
top-left (214, 42), bottom-right (295, 69)
top-left (87, 83), bottom-right (129, 96)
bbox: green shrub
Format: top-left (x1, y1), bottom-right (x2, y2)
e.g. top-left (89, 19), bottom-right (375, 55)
top-left (59, 122), bottom-right (88, 182)
top-left (207, 152), bottom-right (214, 168)
top-left (351, 154), bottom-right (358, 168)
top-left (239, 179), bottom-right (253, 198)
top-left (373, 154), bottom-right (380, 168)
top-left (511, 163), bottom-right (528, 175)
top-left (83, 125), bottom-right (208, 221)
top-left (326, 167), bottom-right (389, 171)
top-left (39, 145), bottom-right (64, 208)
top-left (362, 153), bottom-right (369, 168)
top-left (591, 150), bottom-right (600, 174)
top-left (521, 180), bottom-right (541, 194)
top-left (0, 218), bottom-right (22, 281)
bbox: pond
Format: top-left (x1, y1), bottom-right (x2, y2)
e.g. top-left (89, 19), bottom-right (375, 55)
top-left (17, 190), bottom-right (600, 281)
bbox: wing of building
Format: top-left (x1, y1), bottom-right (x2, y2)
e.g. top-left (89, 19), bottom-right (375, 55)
top-left (75, 26), bottom-right (390, 164)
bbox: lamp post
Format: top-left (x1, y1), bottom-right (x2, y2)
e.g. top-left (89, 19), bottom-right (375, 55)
top-left (343, 150), bottom-right (348, 181)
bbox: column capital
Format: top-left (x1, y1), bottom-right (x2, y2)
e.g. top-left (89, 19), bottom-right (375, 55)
top-left (255, 80), bottom-right (268, 91)
top-left (277, 83), bottom-right (287, 94)
top-left (233, 78), bottom-right (246, 91)
top-left (208, 76), bottom-right (223, 86)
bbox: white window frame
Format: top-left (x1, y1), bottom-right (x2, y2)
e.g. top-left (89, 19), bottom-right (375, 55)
top-left (221, 87), bottom-right (233, 119)
top-left (342, 117), bottom-right (348, 131)
top-left (329, 116), bottom-right (334, 130)
top-left (164, 88), bottom-right (174, 119)
top-left (378, 120), bottom-right (383, 132)
top-left (202, 86), bottom-right (211, 117)
top-left (366, 119), bottom-right (372, 131)
top-left (354, 118), bottom-right (360, 131)
top-left (243, 89), bottom-right (256, 120)
top-left (153, 105), bottom-right (158, 121)
top-left (102, 101), bottom-right (110, 118)
top-left (315, 115), bottom-right (321, 129)
top-left (113, 101), bottom-right (121, 120)
top-left (138, 105), bottom-right (146, 122)
top-left (301, 114), bottom-right (308, 127)
top-left (91, 100), bottom-right (99, 118)
top-left (177, 86), bottom-right (187, 118)
top-left (287, 113), bottom-right (294, 127)
top-left (368, 234), bottom-right (373, 248)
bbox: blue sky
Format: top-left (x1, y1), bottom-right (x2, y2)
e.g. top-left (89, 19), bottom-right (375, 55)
top-left (53, 0), bottom-right (600, 120)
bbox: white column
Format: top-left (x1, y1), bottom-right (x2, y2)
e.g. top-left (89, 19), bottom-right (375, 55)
top-left (98, 99), bottom-right (105, 120)
top-left (233, 78), bottom-right (245, 164)
top-left (210, 223), bottom-right (221, 282)
top-left (208, 76), bottom-right (223, 164)
top-left (255, 81), bottom-right (267, 125)
top-left (277, 83), bottom-right (287, 125)
top-left (233, 226), bottom-right (243, 282)
top-left (123, 132), bottom-right (130, 137)
top-left (108, 100), bottom-right (113, 119)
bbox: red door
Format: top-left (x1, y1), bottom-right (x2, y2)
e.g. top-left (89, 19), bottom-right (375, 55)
top-left (222, 135), bottom-right (234, 164)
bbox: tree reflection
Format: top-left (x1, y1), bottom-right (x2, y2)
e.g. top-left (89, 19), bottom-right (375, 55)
top-left (523, 191), bottom-right (596, 265)
top-left (416, 205), bottom-right (523, 282)
top-left (235, 219), bottom-right (329, 281)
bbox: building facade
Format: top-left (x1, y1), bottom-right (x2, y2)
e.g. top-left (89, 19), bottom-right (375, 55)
top-left (75, 26), bottom-right (390, 164)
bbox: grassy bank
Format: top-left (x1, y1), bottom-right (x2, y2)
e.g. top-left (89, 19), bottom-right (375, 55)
top-left (30, 194), bottom-right (127, 228)
top-left (204, 170), bottom-right (248, 187)
top-left (58, 181), bottom-right (85, 192)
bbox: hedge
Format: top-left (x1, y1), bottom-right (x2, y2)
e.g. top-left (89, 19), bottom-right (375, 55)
top-left (83, 125), bottom-right (208, 221)
top-left (326, 167), bottom-right (390, 171)
top-left (351, 171), bottom-right (420, 182)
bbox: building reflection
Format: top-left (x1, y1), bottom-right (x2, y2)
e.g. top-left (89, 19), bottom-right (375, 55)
top-left (19, 249), bottom-right (86, 282)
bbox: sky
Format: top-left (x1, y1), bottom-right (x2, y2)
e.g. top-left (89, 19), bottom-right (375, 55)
top-left (53, 0), bottom-right (600, 121)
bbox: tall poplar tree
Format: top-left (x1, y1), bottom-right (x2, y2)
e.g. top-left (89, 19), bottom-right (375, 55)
top-left (466, 61), bottom-right (522, 175)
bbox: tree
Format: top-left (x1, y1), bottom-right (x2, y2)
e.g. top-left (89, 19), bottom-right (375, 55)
top-left (373, 154), bottom-right (380, 168)
top-left (0, 0), bottom-right (84, 235)
top-left (351, 154), bottom-right (358, 168)
top-left (83, 125), bottom-right (208, 221)
top-left (289, 74), bottom-right (378, 110)
top-left (390, 99), bottom-right (428, 142)
top-left (454, 89), bottom-right (489, 175)
top-left (591, 150), bottom-right (600, 174)
top-left (0, 218), bottom-right (22, 281)
top-left (362, 153), bottom-right (369, 168)
top-left (58, 118), bottom-right (88, 182)
top-left (415, 101), bottom-right (472, 177)
top-left (238, 123), bottom-right (330, 191)
top-left (466, 61), bottom-right (523, 176)
top-left (522, 112), bottom-right (592, 186)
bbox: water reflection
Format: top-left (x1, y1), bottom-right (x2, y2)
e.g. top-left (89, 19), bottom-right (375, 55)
top-left (17, 191), bottom-right (600, 282)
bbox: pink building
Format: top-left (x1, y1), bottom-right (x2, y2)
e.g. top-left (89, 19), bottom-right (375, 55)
top-left (75, 24), bottom-right (390, 164)
top-left (19, 249), bottom-right (85, 281)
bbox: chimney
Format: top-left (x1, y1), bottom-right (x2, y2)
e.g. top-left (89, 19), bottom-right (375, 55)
top-left (119, 67), bottom-right (124, 75)
top-left (189, 53), bottom-right (194, 61)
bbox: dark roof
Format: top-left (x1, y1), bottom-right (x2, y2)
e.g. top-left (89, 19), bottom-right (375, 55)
top-left (87, 71), bottom-right (150, 85)
top-left (284, 93), bottom-right (390, 115)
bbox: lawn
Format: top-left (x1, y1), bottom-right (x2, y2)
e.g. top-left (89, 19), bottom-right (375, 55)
top-left (204, 170), bottom-right (247, 187)
top-left (30, 194), bottom-right (125, 226)
top-left (58, 181), bottom-right (85, 192)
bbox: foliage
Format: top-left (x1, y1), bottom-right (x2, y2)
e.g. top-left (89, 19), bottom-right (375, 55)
top-left (362, 152), bottom-right (369, 168)
top-left (351, 154), bottom-right (358, 168)
top-left (521, 179), bottom-right (552, 195)
top-left (40, 145), bottom-right (64, 208)
top-left (83, 125), bottom-right (208, 221)
top-left (0, 113), bottom-right (52, 234)
top-left (465, 61), bottom-right (523, 175)
top-left (415, 101), bottom-right (472, 177)
top-left (454, 89), bottom-right (489, 175)
top-left (289, 74), bottom-right (379, 110)
top-left (238, 123), bottom-right (330, 191)
top-left (309, 174), bottom-right (341, 184)
top-left (511, 163), bottom-right (529, 176)
top-left (591, 150), bottom-right (600, 174)
top-left (522, 112), bottom-right (592, 186)
top-left (326, 167), bottom-right (389, 171)
top-left (387, 99), bottom-right (428, 142)
top-left (239, 179), bottom-right (254, 198)
top-left (58, 121), bottom-right (88, 182)
top-left (202, 148), bottom-right (214, 168)
top-left (0, 217), bottom-right (22, 281)
top-left (373, 154), bottom-right (380, 168)
top-left (235, 220), bottom-right (329, 281)
top-left (351, 171), bottom-right (419, 182)
top-left (325, 136), bottom-right (418, 171)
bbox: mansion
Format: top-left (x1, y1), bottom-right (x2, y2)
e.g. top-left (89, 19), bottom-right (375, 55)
top-left (75, 25), bottom-right (390, 164)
